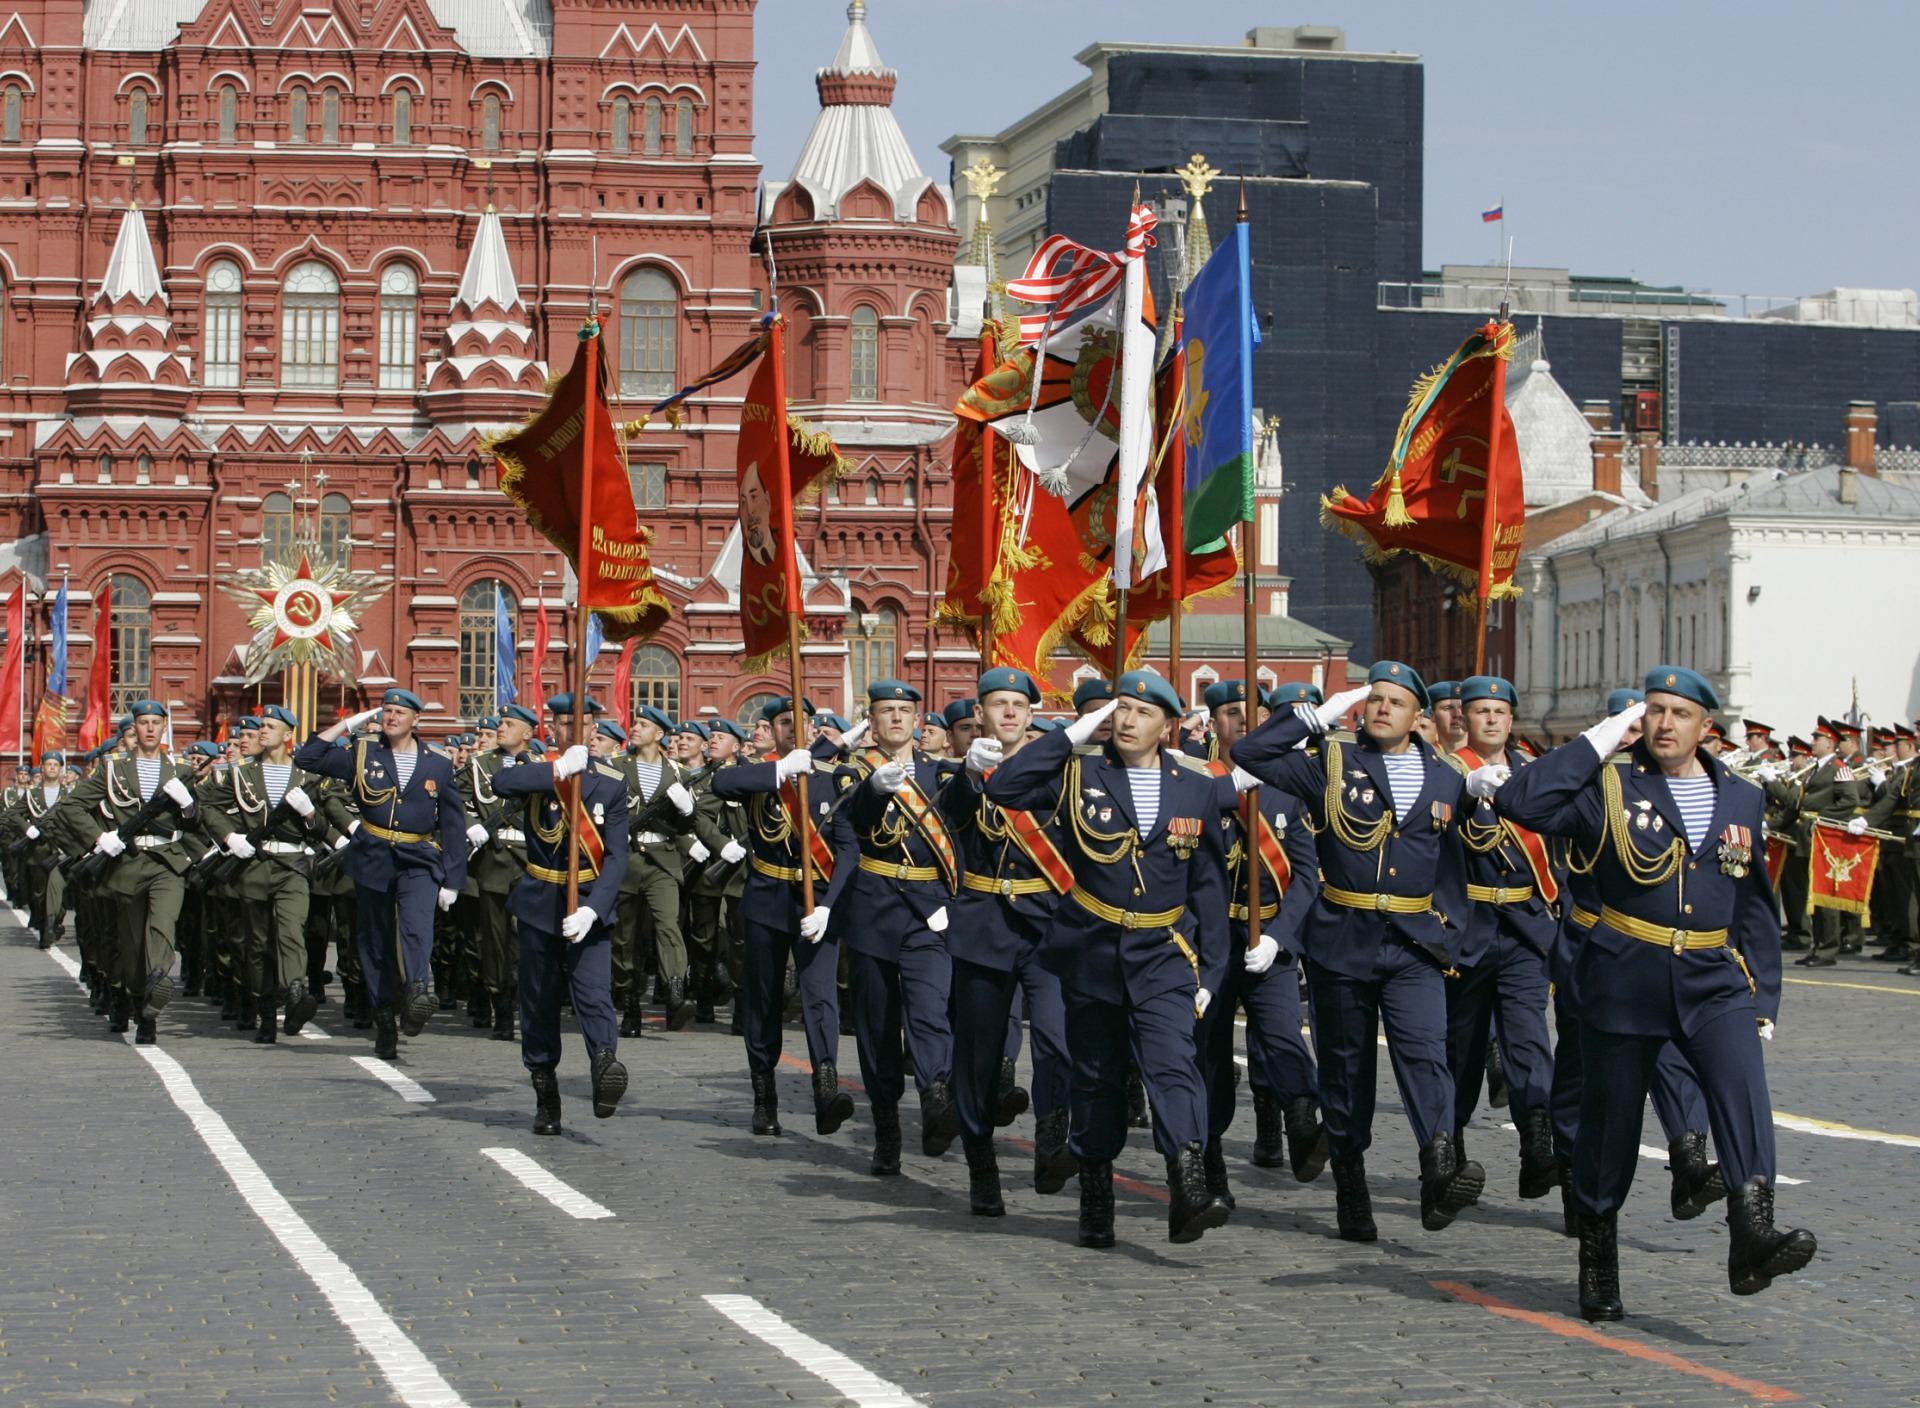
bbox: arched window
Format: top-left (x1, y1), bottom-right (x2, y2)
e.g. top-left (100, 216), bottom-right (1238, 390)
top-left (459, 579), bottom-right (516, 721)
top-left (204, 259), bottom-right (243, 388)
top-left (736, 692), bottom-right (778, 728)
top-left (849, 604), bottom-right (898, 707)
top-left (320, 87), bottom-right (340, 144)
top-left (643, 95), bottom-right (661, 155)
top-left (281, 260), bottom-right (339, 387)
top-left (108, 575), bottom-right (152, 717)
top-left (864, 477), bottom-right (880, 506)
top-left (2, 86), bottom-right (19, 143)
top-left (850, 305), bottom-right (879, 400)
top-left (319, 493), bottom-right (352, 566)
top-left (129, 89), bottom-right (149, 146)
top-left (288, 87), bottom-right (307, 143)
top-left (392, 88), bottom-right (412, 145)
top-left (611, 96), bottom-right (630, 152)
top-left (675, 96), bottom-right (693, 155)
top-left (218, 85), bottom-right (236, 143)
top-left (96, 453), bottom-right (113, 485)
top-left (481, 92), bottom-right (501, 151)
top-left (631, 644), bottom-right (680, 720)
top-left (136, 453), bottom-right (151, 485)
top-left (618, 268), bottom-right (676, 398)
top-left (902, 474), bottom-right (916, 507)
top-left (378, 264), bottom-right (417, 390)
top-left (261, 491), bottom-right (294, 564)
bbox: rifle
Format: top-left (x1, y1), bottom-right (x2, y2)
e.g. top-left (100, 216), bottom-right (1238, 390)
top-left (197, 798), bottom-right (305, 889)
top-left (628, 770), bottom-right (698, 850)
top-left (67, 784), bottom-right (189, 885)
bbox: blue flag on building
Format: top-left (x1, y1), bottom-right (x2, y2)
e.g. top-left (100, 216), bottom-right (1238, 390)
top-left (47, 576), bottom-right (68, 695)
top-left (1176, 220), bottom-right (1261, 551)
top-left (584, 611), bottom-right (607, 665)
top-left (493, 585), bottom-right (517, 709)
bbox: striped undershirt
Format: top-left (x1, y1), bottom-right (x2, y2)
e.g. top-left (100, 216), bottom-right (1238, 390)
top-left (134, 756), bottom-right (161, 802)
top-left (1126, 765), bottom-right (1162, 838)
top-left (1664, 774), bottom-right (1716, 852)
top-left (261, 762), bottom-right (292, 809)
top-left (1381, 750), bottom-right (1425, 822)
top-left (634, 760), bottom-right (663, 800)
top-left (391, 750), bottom-right (417, 792)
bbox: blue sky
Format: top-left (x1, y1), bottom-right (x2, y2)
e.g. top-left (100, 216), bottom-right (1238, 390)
top-left (753, 0), bottom-right (1920, 298)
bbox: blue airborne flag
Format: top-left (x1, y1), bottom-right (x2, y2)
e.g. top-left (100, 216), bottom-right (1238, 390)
top-left (1176, 221), bottom-right (1261, 551)
top-left (494, 584), bottom-right (517, 709)
top-left (48, 576), bottom-right (68, 695)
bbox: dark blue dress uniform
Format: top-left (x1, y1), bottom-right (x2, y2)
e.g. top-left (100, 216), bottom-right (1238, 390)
top-left (294, 728), bottom-right (467, 1020)
top-left (490, 756), bottom-right (629, 1073)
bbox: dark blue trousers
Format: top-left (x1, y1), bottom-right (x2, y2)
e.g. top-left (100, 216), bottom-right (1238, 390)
top-left (1306, 943), bottom-right (1452, 1158)
top-left (1551, 992), bottom-right (1714, 1158)
top-left (1062, 985), bottom-right (1208, 1161)
top-left (848, 927), bottom-right (952, 1109)
top-left (952, 952), bottom-right (1069, 1138)
top-left (1572, 1005), bottom-right (1776, 1218)
top-left (517, 924), bottom-right (618, 1073)
top-left (354, 872), bottom-right (438, 1012)
top-left (1446, 931), bottom-right (1553, 1129)
top-left (1199, 954), bottom-right (1319, 1145)
top-left (741, 916), bottom-right (840, 1078)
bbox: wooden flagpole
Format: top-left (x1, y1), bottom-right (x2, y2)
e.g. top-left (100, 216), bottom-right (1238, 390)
top-left (767, 314), bottom-right (816, 914)
top-left (979, 304), bottom-right (998, 671)
top-left (567, 321), bottom-right (599, 916)
top-left (1474, 301), bottom-right (1512, 677)
top-left (1237, 180), bottom-right (1260, 953)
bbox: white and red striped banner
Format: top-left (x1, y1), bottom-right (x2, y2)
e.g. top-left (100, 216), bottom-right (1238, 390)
top-left (1005, 204), bottom-right (1158, 343)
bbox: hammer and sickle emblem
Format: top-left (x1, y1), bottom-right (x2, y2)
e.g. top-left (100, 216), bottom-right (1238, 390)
top-left (284, 589), bottom-right (323, 629)
top-left (1439, 444), bottom-right (1488, 519)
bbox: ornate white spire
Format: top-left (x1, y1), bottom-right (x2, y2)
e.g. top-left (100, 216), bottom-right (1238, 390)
top-left (453, 206), bottom-right (524, 313)
top-left (99, 204), bottom-right (166, 307)
top-left (420, 206), bottom-right (545, 425)
top-left (826, 0), bottom-right (889, 77)
top-left (64, 203), bottom-right (193, 416)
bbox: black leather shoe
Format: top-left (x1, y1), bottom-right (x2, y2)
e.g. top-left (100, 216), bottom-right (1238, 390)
top-left (109, 991), bottom-right (132, 1034)
top-left (472, 993), bottom-right (493, 1028)
top-left (1032, 1108), bottom-right (1078, 1195)
top-left (142, 968), bottom-right (176, 1020)
top-left (373, 1010), bottom-right (399, 1060)
top-left (920, 1081), bottom-right (961, 1158)
top-left (1518, 1107), bottom-right (1562, 1200)
top-left (1331, 1153), bottom-right (1377, 1242)
top-left (962, 1133), bottom-right (1005, 1217)
top-left (750, 1070), bottom-right (781, 1136)
top-left (491, 997), bottom-right (517, 1041)
top-left (1558, 1157), bottom-right (1578, 1237)
top-left (1124, 1067), bottom-right (1150, 1129)
top-left (1285, 1095), bottom-right (1331, 1182)
top-left (236, 993), bottom-right (258, 1031)
top-left (590, 1050), bottom-right (628, 1119)
top-left (1077, 1160), bottom-right (1115, 1248)
top-left (531, 1068), bottom-right (562, 1136)
top-left (1419, 1132), bottom-right (1485, 1231)
top-left (870, 1103), bottom-right (902, 1175)
top-left (695, 1000), bottom-right (716, 1024)
top-left (1485, 1043), bottom-right (1510, 1108)
top-left (1201, 1140), bottom-right (1236, 1212)
top-left (1577, 1213), bottom-right (1625, 1321)
top-left (1726, 1176), bottom-right (1817, 1295)
top-left (1668, 1131), bottom-right (1727, 1220)
top-left (994, 1058), bottom-right (1030, 1127)
top-left (134, 1015), bottom-right (158, 1046)
top-left (219, 985), bottom-right (239, 1021)
top-left (254, 1001), bottom-right (278, 1043)
top-left (665, 976), bottom-right (696, 1032)
top-left (618, 998), bottom-right (642, 1039)
top-left (1167, 1140), bottom-right (1231, 1244)
top-left (283, 980), bottom-right (318, 1037)
top-left (812, 1062), bottom-right (854, 1135)
top-left (399, 980), bottom-right (434, 1037)
top-left (1250, 1090), bottom-right (1287, 1168)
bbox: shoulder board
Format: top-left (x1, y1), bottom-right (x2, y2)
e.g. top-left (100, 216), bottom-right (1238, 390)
top-left (811, 759), bottom-right (838, 774)
top-left (1170, 752), bottom-right (1216, 777)
top-left (1071, 743), bottom-right (1103, 757)
top-left (594, 763), bottom-right (624, 779)
top-left (1440, 751), bottom-right (1471, 778)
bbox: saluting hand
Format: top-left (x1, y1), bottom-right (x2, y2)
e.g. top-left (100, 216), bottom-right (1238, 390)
top-left (1305, 686), bottom-right (1371, 734)
top-left (1465, 764), bottom-right (1511, 800)
top-left (1065, 699), bottom-right (1118, 746)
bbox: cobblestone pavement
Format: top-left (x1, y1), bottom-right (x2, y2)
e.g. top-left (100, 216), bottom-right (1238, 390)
top-left (3, 906), bottom-right (1915, 1408)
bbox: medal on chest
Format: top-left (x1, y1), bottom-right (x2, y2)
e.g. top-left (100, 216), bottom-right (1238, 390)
top-left (1166, 816), bottom-right (1202, 860)
top-left (1430, 800), bottom-right (1452, 832)
top-left (1717, 823), bottom-right (1752, 878)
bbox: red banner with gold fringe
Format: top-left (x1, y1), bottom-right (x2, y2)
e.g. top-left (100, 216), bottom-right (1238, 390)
top-left (1808, 821), bottom-right (1880, 916)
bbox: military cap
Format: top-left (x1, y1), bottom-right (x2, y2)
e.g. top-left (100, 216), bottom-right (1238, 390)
top-left (1072, 678), bottom-right (1114, 710)
top-left (528, 737), bottom-right (548, 754)
top-left (1428, 680), bottom-right (1462, 706)
top-left (184, 741), bottom-right (221, 759)
top-left (633, 704), bottom-right (674, 734)
top-left (1812, 717), bottom-right (1839, 741)
top-left (1027, 716), bottom-right (1062, 733)
top-left (867, 679), bottom-right (922, 704)
top-left (1741, 718), bottom-right (1773, 740)
top-left (130, 699), bottom-right (168, 719)
top-left (1202, 679), bottom-right (1252, 709)
top-left (816, 713), bottom-right (852, 732)
top-left (233, 714), bottom-right (262, 731)
top-left (1606, 688), bottom-right (1645, 714)
top-left (1705, 718), bottom-right (1728, 741)
top-left (597, 719), bottom-right (629, 745)
top-left (500, 703), bottom-right (539, 727)
top-left (477, 715), bottom-right (500, 730)
top-left (760, 696), bottom-right (814, 722)
top-left (1896, 722), bottom-right (1916, 740)
top-left (1268, 681), bottom-right (1325, 708)
top-left (40, 750), bottom-right (64, 765)
top-left (260, 704), bottom-right (299, 728)
top-left (942, 698), bottom-right (979, 728)
top-left (978, 667), bottom-right (1041, 703)
top-left (546, 692), bottom-right (605, 716)
top-left (381, 688), bottom-right (425, 712)
top-left (921, 712), bottom-right (949, 731)
top-left (710, 718), bottom-right (749, 741)
top-left (1116, 669), bottom-right (1180, 716)
top-left (1832, 718), bottom-right (1863, 739)
top-left (1458, 676), bottom-right (1515, 707)
top-left (680, 721), bottom-right (712, 742)
top-left (1367, 661), bottom-right (1429, 710)
top-left (1643, 666), bottom-right (1719, 712)
top-left (117, 714), bottom-right (135, 732)
top-left (1788, 736), bottom-right (1811, 756)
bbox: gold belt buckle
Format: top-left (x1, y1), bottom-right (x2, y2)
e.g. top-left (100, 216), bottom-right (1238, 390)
top-left (1121, 910), bottom-right (1137, 928)
top-left (895, 863), bottom-right (910, 879)
top-left (1495, 887), bottom-right (1510, 904)
top-left (1374, 893), bottom-right (1391, 913)
top-left (1670, 928), bottom-right (1687, 954)
top-left (999, 878), bottom-right (1014, 897)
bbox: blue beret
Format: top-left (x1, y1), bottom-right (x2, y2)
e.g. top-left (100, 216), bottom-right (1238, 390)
top-left (816, 713), bottom-right (852, 732)
top-left (41, 750), bottom-right (65, 765)
top-left (1458, 676), bottom-right (1515, 707)
top-left (680, 721), bottom-right (712, 741)
top-left (132, 699), bottom-right (170, 719)
top-left (1268, 682), bottom-right (1324, 707)
top-left (1367, 661), bottom-right (1430, 710)
top-left (710, 719), bottom-right (748, 741)
top-left (597, 719), bottom-right (629, 745)
top-left (633, 705), bottom-right (674, 733)
top-left (1072, 679), bottom-right (1114, 710)
top-left (867, 679), bottom-right (922, 705)
top-left (1428, 681), bottom-right (1462, 705)
top-left (260, 704), bottom-right (299, 728)
top-left (1116, 670), bottom-right (1180, 715)
top-left (922, 712), bottom-right (948, 730)
top-left (942, 698), bottom-right (979, 728)
top-left (1202, 679), bottom-right (1251, 709)
top-left (760, 696), bottom-right (814, 722)
top-left (184, 741), bottom-right (220, 759)
top-left (1606, 688), bottom-right (1645, 714)
top-left (1644, 666), bottom-right (1719, 712)
top-left (233, 714), bottom-right (262, 731)
top-left (1026, 716), bottom-right (1062, 733)
top-left (500, 703), bottom-right (539, 727)
top-left (117, 714), bottom-right (135, 731)
top-left (528, 738), bottom-right (547, 754)
top-left (382, 688), bottom-right (425, 712)
top-left (477, 716), bottom-right (500, 730)
top-left (546, 692), bottom-right (605, 716)
top-left (978, 668), bottom-right (1041, 704)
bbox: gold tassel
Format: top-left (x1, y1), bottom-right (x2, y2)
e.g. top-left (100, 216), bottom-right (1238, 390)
top-left (1382, 469), bottom-right (1415, 528)
top-left (665, 405), bottom-right (686, 429)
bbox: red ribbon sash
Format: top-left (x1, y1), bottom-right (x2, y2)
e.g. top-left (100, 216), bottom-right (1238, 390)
top-left (1456, 746), bottom-right (1559, 905)
top-left (551, 775), bottom-right (607, 871)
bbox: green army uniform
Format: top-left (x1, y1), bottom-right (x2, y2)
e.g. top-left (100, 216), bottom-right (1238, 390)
top-left (457, 746), bottom-right (532, 1039)
top-left (309, 775), bottom-right (367, 1024)
top-left (689, 757), bottom-right (749, 1022)
top-left (613, 748), bottom-right (696, 1032)
top-left (4, 777), bottom-right (71, 945)
top-left (1866, 758), bottom-right (1920, 969)
top-left (1795, 748), bottom-right (1877, 963)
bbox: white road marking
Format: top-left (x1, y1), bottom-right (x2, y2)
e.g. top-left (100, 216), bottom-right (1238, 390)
top-left (300, 1025), bottom-right (331, 1040)
top-left (353, 1056), bottom-right (435, 1103)
top-left (704, 1294), bottom-right (925, 1408)
top-left (1775, 1112), bottom-right (1920, 1149)
top-left (481, 1147), bottom-right (615, 1220)
top-left (1499, 1122), bottom-right (1807, 1183)
top-left (46, 945), bottom-right (83, 985)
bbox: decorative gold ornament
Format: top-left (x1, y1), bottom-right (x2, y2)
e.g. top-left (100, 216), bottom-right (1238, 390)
top-left (1177, 153), bottom-right (1221, 202)
top-left (219, 537), bottom-right (392, 685)
top-left (962, 157), bottom-right (1005, 200)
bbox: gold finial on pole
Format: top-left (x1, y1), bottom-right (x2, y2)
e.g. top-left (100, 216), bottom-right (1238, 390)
top-left (1176, 153), bottom-right (1220, 202)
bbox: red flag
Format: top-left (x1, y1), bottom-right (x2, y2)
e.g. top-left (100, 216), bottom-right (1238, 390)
top-left (528, 597), bottom-right (549, 734)
top-left (492, 325), bottom-right (671, 642)
top-left (1322, 320), bottom-right (1525, 599)
top-left (938, 321), bottom-right (1009, 647)
top-left (32, 692), bottom-right (69, 762)
top-left (610, 638), bottom-right (636, 732)
top-left (1808, 820), bottom-right (1880, 916)
top-left (77, 581), bottom-right (112, 750)
top-left (0, 581), bottom-right (22, 755)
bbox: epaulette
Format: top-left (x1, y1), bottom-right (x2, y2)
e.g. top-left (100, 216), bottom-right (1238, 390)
top-left (594, 762), bottom-right (623, 780)
top-left (1439, 751), bottom-right (1471, 778)
top-left (1071, 743), bottom-right (1102, 757)
top-left (1170, 752), bottom-right (1216, 777)
top-left (1328, 729), bottom-right (1359, 744)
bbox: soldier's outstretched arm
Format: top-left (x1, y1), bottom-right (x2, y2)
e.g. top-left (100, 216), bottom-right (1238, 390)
top-left (1490, 739), bottom-right (1607, 847)
top-left (1230, 709), bottom-right (1327, 800)
top-left (293, 735), bottom-right (354, 780)
top-left (983, 727), bottom-right (1074, 810)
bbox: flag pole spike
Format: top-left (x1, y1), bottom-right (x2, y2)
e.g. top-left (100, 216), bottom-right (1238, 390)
top-left (1237, 173), bottom-right (1248, 224)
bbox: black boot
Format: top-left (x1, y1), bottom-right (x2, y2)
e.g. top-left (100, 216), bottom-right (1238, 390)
top-left (142, 967), bottom-right (176, 1020)
top-left (870, 1103), bottom-right (902, 1175)
top-left (181, 959), bottom-right (202, 996)
top-left (920, 1081), bottom-right (960, 1158)
top-left (491, 994), bottom-right (517, 1041)
top-left (590, 1049), bottom-right (628, 1119)
top-left (1124, 1066), bottom-right (1150, 1129)
top-left (995, 1057), bottom-right (1030, 1126)
top-left (473, 992), bottom-right (493, 1028)
top-left (750, 1070), bottom-right (781, 1136)
top-left (1485, 1042), bottom-right (1510, 1109)
top-left (1284, 1095), bottom-right (1331, 1183)
top-left (1077, 1160), bottom-right (1115, 1248)
top-left (236, 991), bottom-right (258, 1031)
top-left (531, 1068), bottom-right (562, 1136)
top-left (1726, 1176), bottom-right (1817, 1295)
top-left (373, 1009), bottom-right (399, 1060)
top-left (619, 995), bottom-right (642, 1039)
top-left (1419, 1132), bottom-right (1485, 1231)
top-left (1166, 1140), bottom-right (1230, 1244)
top-left (349, 983), bottom-right (373, 1029)
top-left (664, 975), bottom-right (696, 1032)
top-left (1518, 1107), bottom-right (1562, 1200)
top-left (1558, 1157), bottom-right (1577, 1238)
top-left (962, 1133), bottom-right (1005, 1217)
top-left (91, 975), bottom-right (111, 1016)
top-left (1250, 1090), bottom-right (1286, 1168)
top-left (254, 1000), bottom-right (279, 1043)
top-left (1201, 1140), bottom-right (1236, 1212)
top-left (399, 979), bottom-right (434, 1038)
top-left (109, 991), bottom-right (132, 1034)
top-left (134, 1014), bottom-right (158, 1046)
top-left (1576, 1213), bottom-right (1625, 1321)
top-left (1669, 1131), bottom-right (1728, 1221)
top-left (1330, 1153), bottom-right (1377, 1242)
top-left (695, 997), bottom-right (716, 1024)
top-left (1032, 1108), bottom-right (1078, 1194)
top-left (283, 979), bottom-right (318, 1037)
top-left (812, 1062), bottom-right (854, 1135)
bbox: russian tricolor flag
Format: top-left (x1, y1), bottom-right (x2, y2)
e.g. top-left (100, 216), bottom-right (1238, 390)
top-left (1481, 205), bottom-right (1504, 223)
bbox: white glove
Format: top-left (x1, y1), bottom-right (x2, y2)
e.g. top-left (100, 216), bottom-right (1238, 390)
top-left (720, 839), bottom-right (748, 864)
top-left (775, 747), bottom-right (814, 780)
top-left (224, 832), bottom-right (257, 859)
top-left (333, 834), bottom-right (350, 851)
top-left (1755, 763), bottom-right (1782, 782)
top-left (437, 887), bottom-right (458, 911)
top-left (162, 776), bottom-right (194, 810)
top-left (799, 905), bottom-right (831, 942)
top-left (1465, 764), bottom-right (1511, 800)
top-left (94, 831), bottom-right (126, 858)
top-left (553, 744), bottom-right (589, 779)
top-left (1245, 933), bottom-right (1280, 974)
top-left (1758, 1018), bottom-right (1776, 1042)
top-left (1581, 701), bottom-right (1647, 761)
top-left (283, 786), bottom-right (314, 818)
top-left (466, 823), bottom-right (490, 848)
top-left (837, 718), bottom-right (871, 750)
top-left (965, 737), bottom-right (1003, 778)
top-left (348, 819), bottom-right (360, 835)
top-left (562, 906), bottom-right (597, 942)
top-left (1065, 698), bottom-right (1119, 746)
top-left (872, 760), bottom-right (909, 795)
top-left (1846, 815), bottom-right (1868, 835)
top-left (687, 839), bottom-right (711, 863)
top-left (1194, 986), bottom-right (1213, 1018)
top-left (666, 781), bottom-right (695, 816)
top-left (1305, 685), bottom-right (1371, 734)
top-left (344, 706), bottom-right (382, 731)
top-left (1231, 765), bottom-right (1262, 794)
top-left (24, 825), bottom-right (38, 840)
